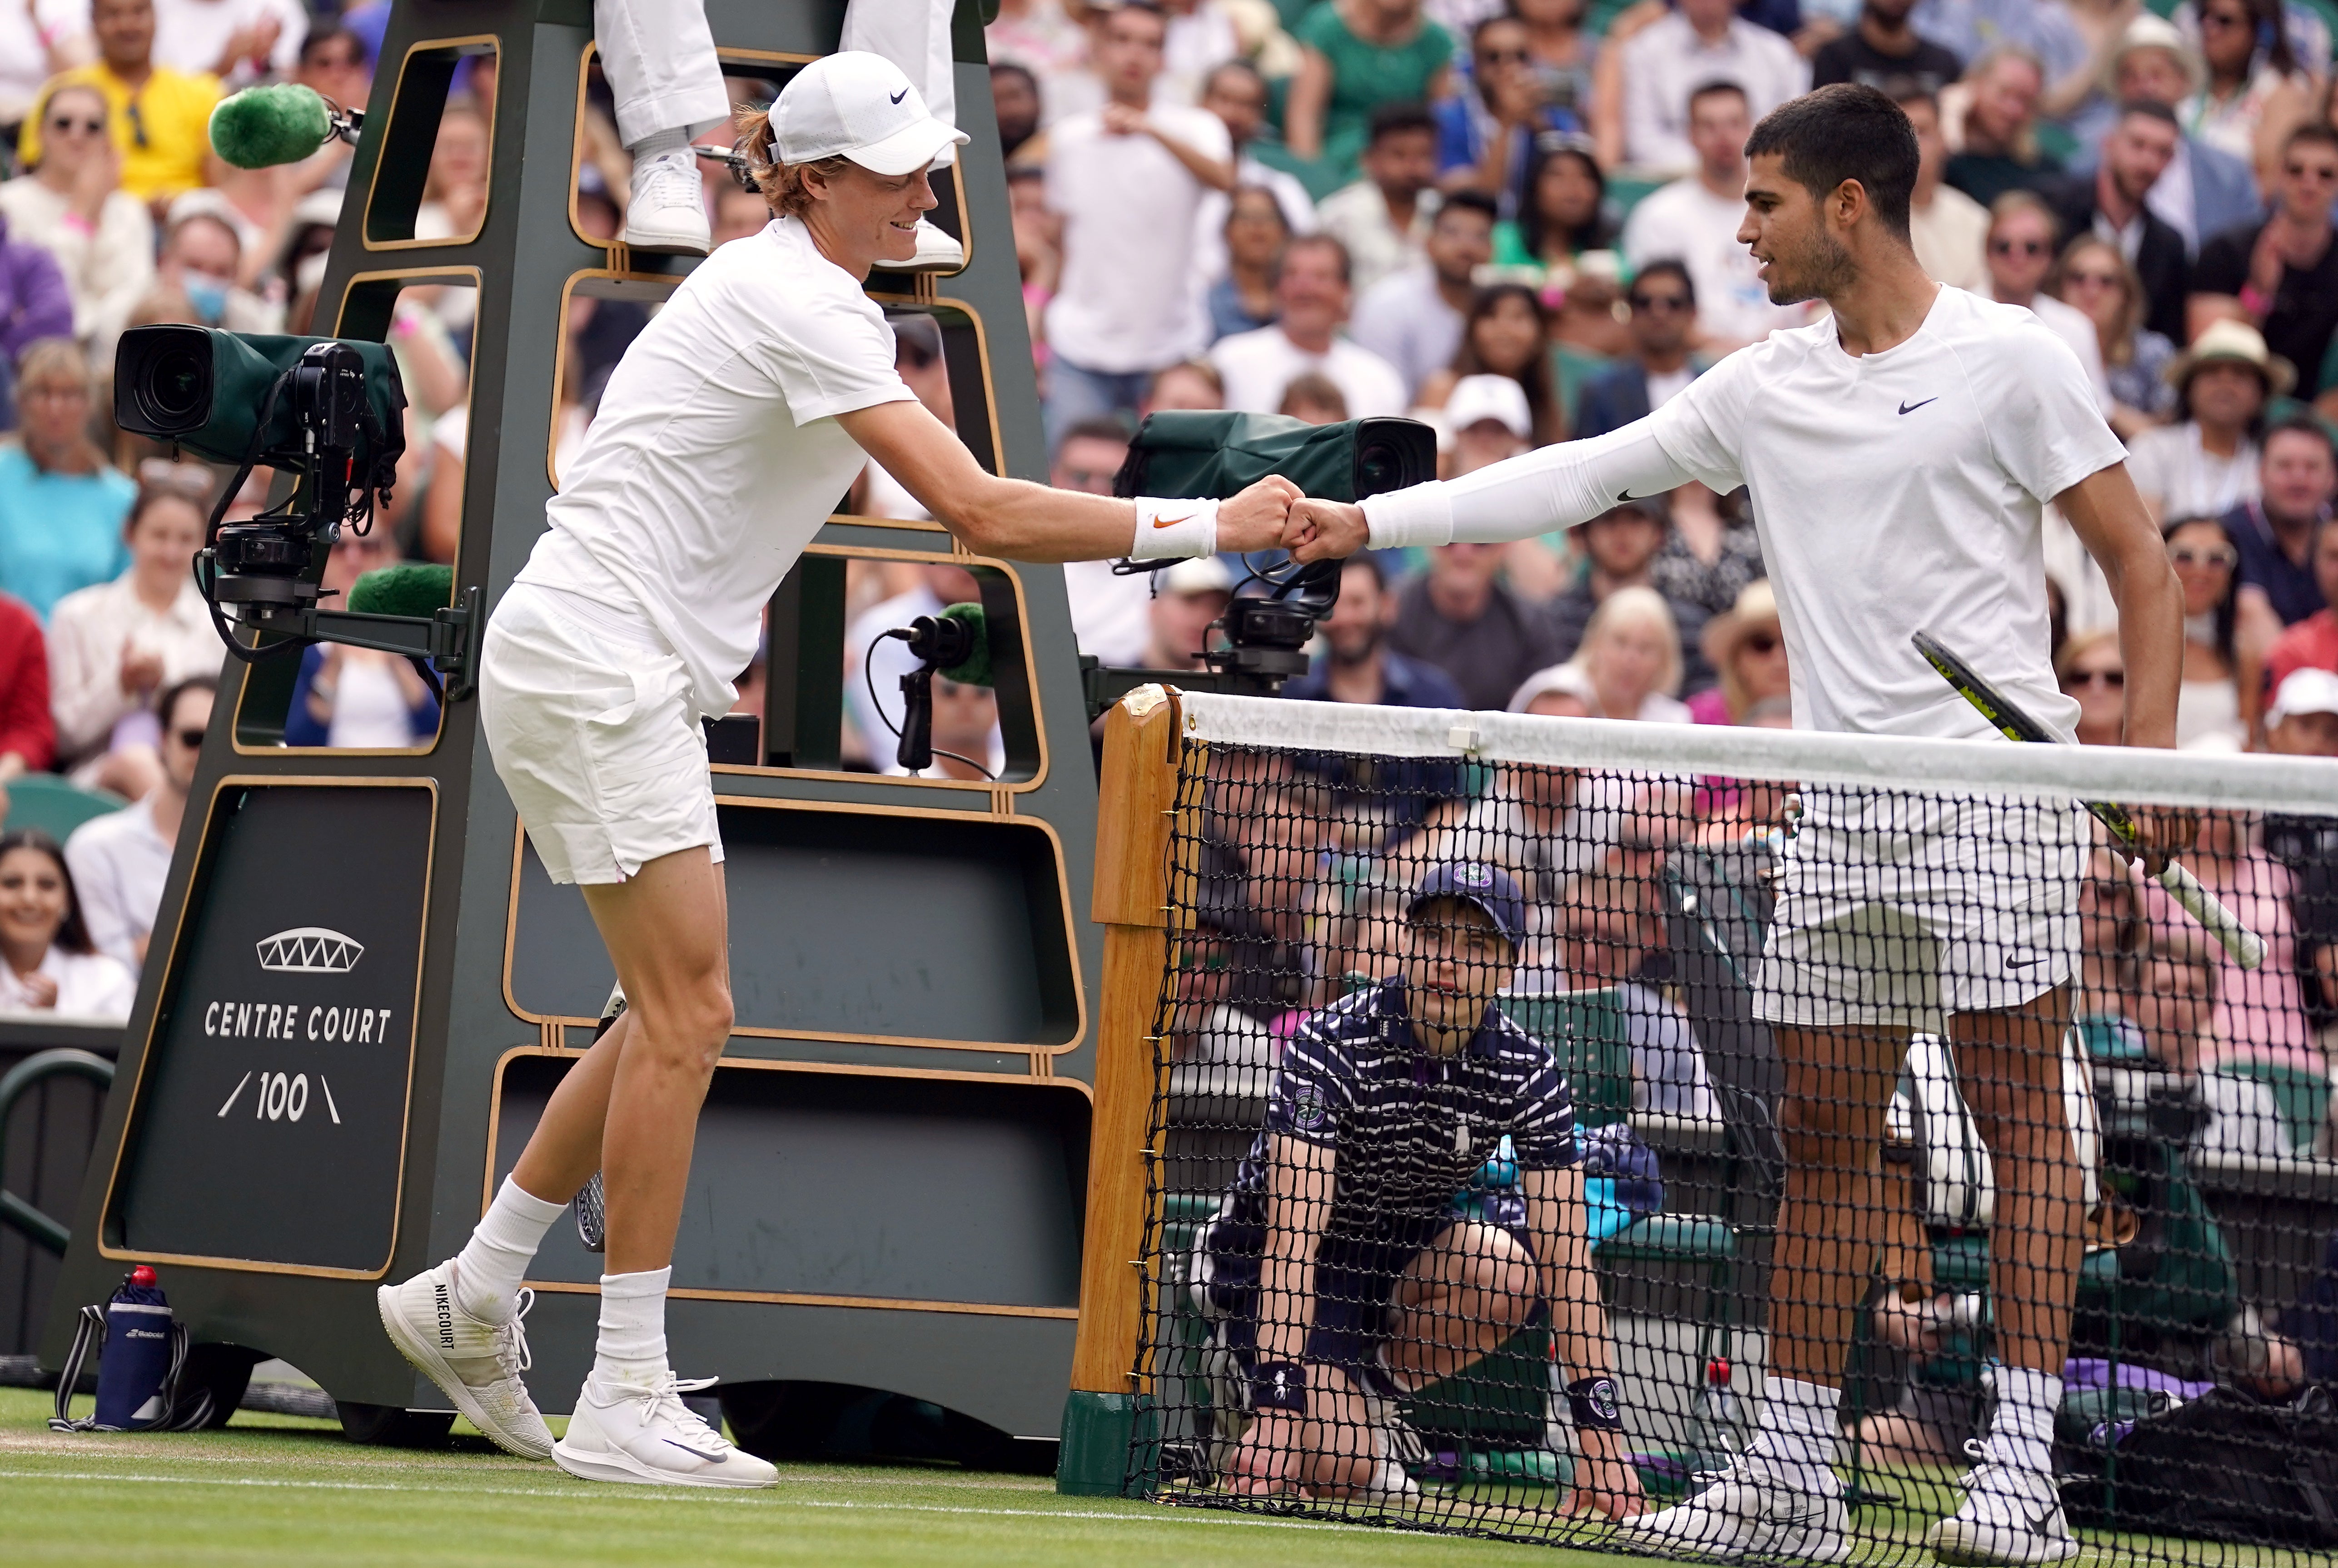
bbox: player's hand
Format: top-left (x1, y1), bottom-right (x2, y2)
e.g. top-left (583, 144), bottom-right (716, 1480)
top-left (1216, 474), bottom-right (1302, 554)
top-left (1223, 1411), bottom-right (1304, 1494)
top-left (1100, 102), bottom-right (1149, 138)
top-left (2129, 805), bottom-right (2200, 877)
top-left (1283, 498), bottom-right (1368, 563)
top-left (1569, 1427), bottom-right (1647, 1518)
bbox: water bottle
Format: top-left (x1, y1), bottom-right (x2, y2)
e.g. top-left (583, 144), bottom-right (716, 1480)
top-left (1685, 1355), bottom-right (1742, 1473)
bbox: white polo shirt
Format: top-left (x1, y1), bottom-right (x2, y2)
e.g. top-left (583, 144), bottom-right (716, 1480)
top-left (518, 217), bottom-right (916, 719)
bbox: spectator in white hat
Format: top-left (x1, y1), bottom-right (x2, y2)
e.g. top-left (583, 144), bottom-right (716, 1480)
top-left (2267, 665), bottom-right (2338, 756)
top-left (1140, 556), bottom-right (1234, 672)
top-left (1440, 372), bottom-right (1532, 478)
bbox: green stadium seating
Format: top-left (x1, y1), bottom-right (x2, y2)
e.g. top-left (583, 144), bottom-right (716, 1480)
top-left (2214, 1059), bottom-right (2331, 1156)
top-left (1499, 987), bottom-right (1634, 1128)
top-left (3, 774), bottom-right (125, 843)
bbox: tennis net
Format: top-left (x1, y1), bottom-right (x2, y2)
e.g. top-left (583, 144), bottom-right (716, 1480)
top-left (1084, 686), bottom-right (2338, 1562)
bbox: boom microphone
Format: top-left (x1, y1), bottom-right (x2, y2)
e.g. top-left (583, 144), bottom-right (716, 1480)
top-left (209, 83), bottom-right (363, 170)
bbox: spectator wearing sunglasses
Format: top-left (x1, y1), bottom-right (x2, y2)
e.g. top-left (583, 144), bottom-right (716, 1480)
top-left (0, 82), bottom-right (154, 349)
top-left (2055, 629), bottom-right (2127, 746)
top-left (1983, 192), bottom-right (2113, 412)
top-left (19, 0), bottom-right (224, 206)
top-left (1573, 260), bottom-right (1706, 441)
top-left (2164, 513), bottom-right (2259, 750)
top-left (64, 675), bottom-right (212, 972)
top-left (2190, 125), bottom-right (2338, 409)
top-left (0, 339), bottom-right (131, 617)
top-left (47, 471), bottom-right (221, 798)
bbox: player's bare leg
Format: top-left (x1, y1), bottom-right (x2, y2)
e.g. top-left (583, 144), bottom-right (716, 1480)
top-left (540, 847), bottom-right (771, 1485)
top-left (1928, 986), bottom-right (2081, 1565)
top-left (1623, 1020), bottom-right (1905, 1563)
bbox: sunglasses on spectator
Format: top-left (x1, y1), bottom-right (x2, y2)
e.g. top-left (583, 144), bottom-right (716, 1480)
top-left (139, 458), bottom-right (215, 498)
top-left (1631, 292), bottom-right (1691, 313)
top-left (1477, 46), bottom-right (1530, 63)
top-left (2064, 667), bottom-right (2124, 689)
top-left (1990, 237), bottom-right (2049, 257)
top-left (125, 96), bottom-right (148, 149)
top-left (48, 114), bottom-right (104, 134)
top-left (170, 726), bottom-right (207, 749)
top-left (1742, 631), bottom-right (1781, 655)
top-left (2169, 545), bottom-right (2238, 569)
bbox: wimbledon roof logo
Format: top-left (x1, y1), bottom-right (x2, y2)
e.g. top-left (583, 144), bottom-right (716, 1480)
top-left (255, 928), bottom-right (366, 974)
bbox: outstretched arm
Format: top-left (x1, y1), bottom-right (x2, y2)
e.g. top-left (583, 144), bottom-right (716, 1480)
top-left (1284, 417), bottom-right (1699, 561)
top-left (840, 398), bottom-right (1297, 562)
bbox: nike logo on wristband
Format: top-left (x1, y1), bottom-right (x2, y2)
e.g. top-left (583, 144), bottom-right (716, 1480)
top-left (1151, 512), bottom-right (1199, 528)
top-left (1899, 397), bottom-right (1940, 415)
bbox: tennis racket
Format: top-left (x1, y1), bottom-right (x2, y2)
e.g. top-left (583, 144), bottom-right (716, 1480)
top-left (1913, 630), bottom-right (2266, 971)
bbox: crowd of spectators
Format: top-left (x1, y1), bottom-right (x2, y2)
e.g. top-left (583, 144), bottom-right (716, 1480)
top-left (0, 0), bottom-right (457, 1021)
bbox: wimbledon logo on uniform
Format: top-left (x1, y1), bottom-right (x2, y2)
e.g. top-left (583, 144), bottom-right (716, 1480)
top-left (201, 926), bottom-right (398, 1046)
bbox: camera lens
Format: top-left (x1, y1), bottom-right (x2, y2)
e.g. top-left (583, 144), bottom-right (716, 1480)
top-left (148, 347), bottom-right (207, 421)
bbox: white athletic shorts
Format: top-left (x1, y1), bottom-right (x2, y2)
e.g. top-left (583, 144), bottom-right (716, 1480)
top-left (478, 582), bottom-right (723, 886)
top-left (1752, 786), bottom-right (2086, 1031)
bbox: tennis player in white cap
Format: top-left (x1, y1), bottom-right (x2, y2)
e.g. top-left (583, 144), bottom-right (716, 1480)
top-left (375, 50), bottom-right (1298, 1489)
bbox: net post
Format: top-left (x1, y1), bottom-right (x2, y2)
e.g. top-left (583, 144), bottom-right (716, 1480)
top-left (1059, 683), bottom-right (1184, 1497)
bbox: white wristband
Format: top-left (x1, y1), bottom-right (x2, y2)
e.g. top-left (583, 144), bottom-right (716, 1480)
top-left (1362, 482), bottom-right (1454, 550)
top-left (1129, 496), bottom-right (1220, 559)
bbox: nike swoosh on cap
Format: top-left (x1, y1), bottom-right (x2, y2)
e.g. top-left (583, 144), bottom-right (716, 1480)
top-left (890, 88), bottom-right (909, 104)
top-left (1899, 397), bottom-right (1940, 415)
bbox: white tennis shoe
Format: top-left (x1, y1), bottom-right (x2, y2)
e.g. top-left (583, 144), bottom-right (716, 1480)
top-left (553, 1369), bottom-right (777, 1488)
top-left (376, 1263), bottom-right (553, 1460)
top-left (622, 150), bottom-right (710, 253)
top-left (1927, 1444), bottom-right (2080, 1564)
top-left (902, 218), bottom-right (963, 271)
top-left (1616, 1449), bottom-right (1850, 1563)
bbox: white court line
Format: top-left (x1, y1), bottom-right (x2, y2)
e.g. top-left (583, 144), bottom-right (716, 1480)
top-left (0, 1468), bottom-right (1407, 1535)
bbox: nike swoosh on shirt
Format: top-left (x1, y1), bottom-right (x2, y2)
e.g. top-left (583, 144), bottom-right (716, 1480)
top-left (1899, 397), bottom-right (1940, 415)
top-left (890, 88), bottom-right (909, 104)
top-left (2005, 955), bottom-right (2044, 970)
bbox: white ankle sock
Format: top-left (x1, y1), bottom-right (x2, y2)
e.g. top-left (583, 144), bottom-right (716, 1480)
top-left (594, 1267), bottom-right (672, 1389)
top-left (451, 1176), bottom-right (565, 1321)
top-left (1749, 1376), bottom-right (1841, 1494)
top-left (1988, 1365), bottom-right (2062, 1477)
top-left (628, 125), bottom-right (691, 159)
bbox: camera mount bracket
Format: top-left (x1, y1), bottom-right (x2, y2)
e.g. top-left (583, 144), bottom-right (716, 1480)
top-left (235, 586), bottom-right (484, 704)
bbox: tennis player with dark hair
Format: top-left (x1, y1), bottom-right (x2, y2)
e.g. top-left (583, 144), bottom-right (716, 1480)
top-left (373, 52), bottom-right (1296, 1489)
top-left (1197, 862), bottom-right (1644, 1517)
top-left (1285, 83), bottom-right (2188, 1565)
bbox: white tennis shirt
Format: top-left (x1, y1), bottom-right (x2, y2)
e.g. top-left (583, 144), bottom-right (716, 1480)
top-left (1366, 287), bottom-right (2128, 740)
top-left (518, 217), bottom-right (917, 718)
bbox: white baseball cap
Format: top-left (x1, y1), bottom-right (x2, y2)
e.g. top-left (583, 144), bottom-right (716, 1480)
top-left (1160, 556), bottom-right (1234, 596)
top-left (772, 51), bottom-right (970, 177)
top-left (2270, 666), bottom-right (2338, 724)
top-left (1443, 374), bottom-right (1533, 442)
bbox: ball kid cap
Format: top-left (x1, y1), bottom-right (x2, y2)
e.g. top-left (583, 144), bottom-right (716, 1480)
top-left (773, 52), bottom-right (970, 177)
top-left (1408, 862), bottom-right (1528, 953)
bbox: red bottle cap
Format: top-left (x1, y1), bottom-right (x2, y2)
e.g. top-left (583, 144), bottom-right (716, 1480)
top-left (1707, 1357), bottom-right (1731, 1385)
top-left (130, 1265), bottom-right (157, 1286)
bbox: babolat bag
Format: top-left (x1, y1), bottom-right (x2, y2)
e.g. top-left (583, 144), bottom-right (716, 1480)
top-left (49, 1264), bottom-right (209, 1432)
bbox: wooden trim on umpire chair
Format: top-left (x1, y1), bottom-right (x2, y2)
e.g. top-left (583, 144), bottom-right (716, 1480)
top-left (1067, 684), bottom-right (1185, 1397)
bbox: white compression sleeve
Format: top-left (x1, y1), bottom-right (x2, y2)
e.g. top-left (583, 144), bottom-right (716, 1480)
top-left (1361, 418), bottom-right (1698, 548)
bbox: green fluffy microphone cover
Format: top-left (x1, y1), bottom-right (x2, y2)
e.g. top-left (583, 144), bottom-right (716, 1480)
top-left (348, 563), bottom-right (452, 618)
top-left (935, 600), bottom-right (993, 688)
top-left (209, 83), bottom-right (333, 170)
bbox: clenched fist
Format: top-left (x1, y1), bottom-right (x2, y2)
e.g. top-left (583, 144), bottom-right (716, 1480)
top-left (1216, 473), bottom-right (1304, 554)
top-left (1283, 497), bottom-right (1369, 563)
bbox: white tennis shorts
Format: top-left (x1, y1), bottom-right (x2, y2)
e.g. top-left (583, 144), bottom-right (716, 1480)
top-left (1753, 786), bottom-right (2086, 1031)
top-left (478, 582), bottom-right (723, 886)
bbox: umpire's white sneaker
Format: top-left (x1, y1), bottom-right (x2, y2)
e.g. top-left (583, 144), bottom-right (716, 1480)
top-left (1616, 1450), bottom-right (1849, 1563)
top-left (1927, 1445), bottom-right (2079, 1564)
top-left (376, 1264), bottom-right (553, 1459)
top-left (554, 1370), bottom-right (776, 1488)
top-left (899, 218), bottom-right (963, 271)
top-left (622, 150), bottom-right (710, 253)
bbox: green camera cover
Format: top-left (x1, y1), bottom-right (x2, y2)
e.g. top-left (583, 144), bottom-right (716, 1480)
top-left (1111, 411), bottom-right (1433, 504)
top-left (114, 326), bottom-right (407, 469)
